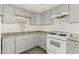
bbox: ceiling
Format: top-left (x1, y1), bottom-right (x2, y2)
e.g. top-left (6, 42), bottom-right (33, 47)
top-left (13, 4), bottom-right (59, 13)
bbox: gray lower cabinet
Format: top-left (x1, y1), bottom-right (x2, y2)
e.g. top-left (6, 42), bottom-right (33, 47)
top-left (33, 34), bottom-right (38, 47)
top-left (34, 33), bottom-right (46, 50)
top-left (67, 40), bottom-right (79, 54)
top-left (3, 5), bottom-right (15, 24)
top-left (69, 4), bottom-right (79, 23)
top-left (2, 33), bottom-right (47, 54)
top-left (2, 36), bottom-right (16, 54)
top-left (40, 37), bottom-right (47, 50)
top-left (16, 36), bottom-right (26, 54)
top-left (25, 35), bottom-right (34, 50)
top-left (39, 33), bottom-right (47, 50)
top-left (15, 34), bottom-right (34, 54)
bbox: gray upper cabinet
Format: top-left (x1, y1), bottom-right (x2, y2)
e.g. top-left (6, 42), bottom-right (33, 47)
top-left (14, 7), bottom-right (24, 16)
top-left (24, 11), bottom-right (31, 18)
top-left (59, 4), bottom-right (68, 14)
top-left (58, 4), bottom-right (69, 23)
top-left (30, 13), bottom-right (36, 25)
top-left (44, 10), bottom-right (52, 25)
top-left (0, 4), bottom-right (3, 15)
top-left (36, 14), bottom-right (41, 25)
top-left (41, 10), bottom-right (53, 25)
top-left (69, 4), bottom-right (79, 23)
top-left (41, 12), bottom-right (45, 25)
top-left (51, 7), bottom-right (59, 15)
top-left (3, 5), bottom-right (15, 24)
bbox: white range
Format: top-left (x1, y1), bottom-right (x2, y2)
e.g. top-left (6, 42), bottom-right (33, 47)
top-left (47, 31), bottom-right (70, 54)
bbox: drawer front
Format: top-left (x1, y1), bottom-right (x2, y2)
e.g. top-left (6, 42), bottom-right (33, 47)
top-left (67, 47), bottom-right (79, 54)
top-left (68, 40), bottom-right (79, 49)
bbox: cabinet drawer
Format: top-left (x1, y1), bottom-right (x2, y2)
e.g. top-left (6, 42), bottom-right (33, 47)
top-left (68, 40), bottom-right (79, 49)
top-left (68, 47), bottom-right (79, 54)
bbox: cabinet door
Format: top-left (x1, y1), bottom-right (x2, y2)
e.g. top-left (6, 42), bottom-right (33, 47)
top-left (16, 38), bottom-right (26, 54)
top-left (35, 33), bottom-right (41, 46)
top-left (26, 35), bottom-right (34, 50)
top-left (36, 14), bottom-right (41, 25)
top-left (69, 4), bottom-right (79, 23)
top-left (24, 11), bottom-right (31, 17)
top-left (3, 5), bottom-right (15, 24)
top-left (14, 8), bottom-right (24, 16)
top-left (40, 36), bottom-right (47, 50)
top-left (33, 34), bottom-right (38, 47)
top-left (58, 4), bottom-right (69, 23)
top-left (3, 37), bottom-right (15, 54)
top-left (41, 13), bottom-right (45, 25)
top-left (0, 4), bottom-right (3, 15)
top-left (45, 10), bottom-right (52, 25)
top-left (30, 13), bottom-right (36, 25)
top-left (51, 7), bottom-right (59, 15)
top-left (59, 4), bottom-right (68, 14)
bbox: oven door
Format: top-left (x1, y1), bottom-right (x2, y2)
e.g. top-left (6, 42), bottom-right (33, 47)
top-left (47, 37), bottom-right (67, 54)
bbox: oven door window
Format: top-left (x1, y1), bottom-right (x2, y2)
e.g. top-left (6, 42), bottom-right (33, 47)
top-left (50, 40), bottom-right (60, 48)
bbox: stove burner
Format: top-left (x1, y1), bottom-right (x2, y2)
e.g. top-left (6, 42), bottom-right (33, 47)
top-left (58, 34), bottom-right (67, 36)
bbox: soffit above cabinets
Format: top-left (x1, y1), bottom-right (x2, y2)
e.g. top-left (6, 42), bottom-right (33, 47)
top-left (13, 4), bottom-right (60, 13)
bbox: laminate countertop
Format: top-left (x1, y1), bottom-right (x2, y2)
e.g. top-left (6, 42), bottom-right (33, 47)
top-left (2, 30), bottom-right (53, 35)
top-left (68, 35), bottom-right (79, 42)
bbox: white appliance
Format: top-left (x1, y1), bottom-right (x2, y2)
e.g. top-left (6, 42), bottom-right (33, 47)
top-left (47, 31), bottom-right (70, 54)
top-left (0, 16), bottom-right (1, 54)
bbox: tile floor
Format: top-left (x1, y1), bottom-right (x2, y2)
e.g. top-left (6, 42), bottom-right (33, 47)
top-left (21, 46), bottom-right (47, 54)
